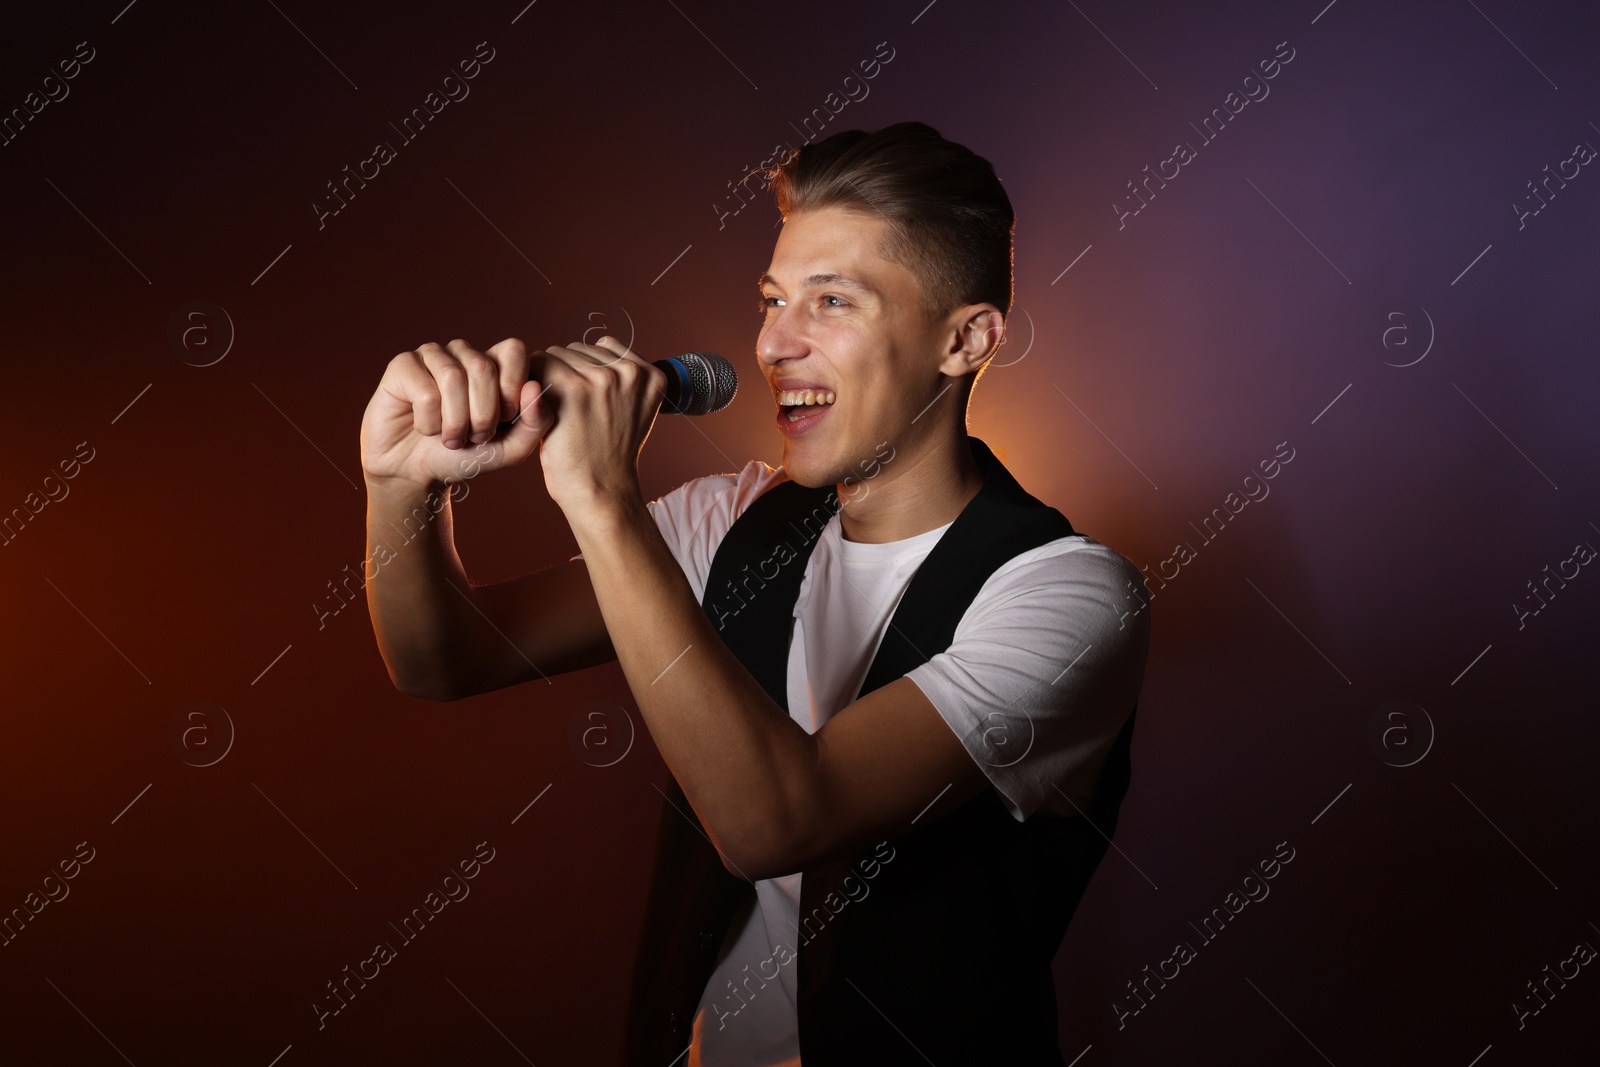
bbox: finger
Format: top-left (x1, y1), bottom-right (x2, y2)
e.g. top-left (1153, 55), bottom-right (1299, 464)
top-left (384, 350), bottom-right (444, 437)
top-left (537, 344), bottom-right (595, 385)
top-left (483, 379), bottom-right (545, 466)
top-left (539, 342), bottom-right (611, 371)
top-left (416, 342), bottom-right (471, 448)
top-left (579, 337), bottom-right (668, 403)
top-left (486, 337), bottom-right (530, 422)
top-left (499, 378), bottom-right (547, 461)
top-left (502, 346), bottom-right (587, 431)
top-left (581, 335), bottom-right (640, 369)
top-left (445, 338), bottom-right (502, 445)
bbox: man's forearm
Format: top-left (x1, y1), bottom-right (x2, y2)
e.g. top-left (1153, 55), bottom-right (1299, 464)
top-left (364, 474), bottom-right (482, 700)
top-left (568, 491), bottom-right (819, 876)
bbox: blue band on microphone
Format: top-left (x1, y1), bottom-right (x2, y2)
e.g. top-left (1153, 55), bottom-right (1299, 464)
top-left (658, 357), bottom-right (691, 415)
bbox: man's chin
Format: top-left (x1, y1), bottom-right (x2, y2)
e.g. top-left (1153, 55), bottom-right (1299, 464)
top-left (780, 453), bottom-right (834, 491)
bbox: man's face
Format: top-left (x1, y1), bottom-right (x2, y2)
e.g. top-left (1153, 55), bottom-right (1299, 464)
top-left (757, 204), bottom-right (947, 490)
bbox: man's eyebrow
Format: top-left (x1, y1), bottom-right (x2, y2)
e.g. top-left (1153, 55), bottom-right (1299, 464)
top-left (758, 272), bottom-right (880, 296)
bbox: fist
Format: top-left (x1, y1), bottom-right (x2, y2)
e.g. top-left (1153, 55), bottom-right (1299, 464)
top-left (530, 336), bottom-right (669, 511)
top-left (360, 338), bottom-right (549, 489)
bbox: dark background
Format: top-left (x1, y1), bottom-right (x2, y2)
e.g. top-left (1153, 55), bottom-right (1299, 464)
top-left (2, 0), bottom-right (1596, 1063)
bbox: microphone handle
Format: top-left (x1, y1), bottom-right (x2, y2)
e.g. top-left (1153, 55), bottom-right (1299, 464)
top-left (493, 357), bottom-right (700, 435)
top-left (652, 356), bottom-right (698, 415)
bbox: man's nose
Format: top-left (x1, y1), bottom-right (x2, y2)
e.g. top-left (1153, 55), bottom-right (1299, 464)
top-left (757, 309), bottom-right (807, 365)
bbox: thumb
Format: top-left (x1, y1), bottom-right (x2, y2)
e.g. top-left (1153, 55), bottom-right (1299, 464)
top-left (499, 379), bottom-right (548, 460)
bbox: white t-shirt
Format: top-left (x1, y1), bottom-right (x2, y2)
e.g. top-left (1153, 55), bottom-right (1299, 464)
top-left (577, 457), bottom-right (1149, 1066)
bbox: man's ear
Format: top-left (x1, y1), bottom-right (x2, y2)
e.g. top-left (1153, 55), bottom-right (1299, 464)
top-left (939, 304), bottom-right (1005, 378)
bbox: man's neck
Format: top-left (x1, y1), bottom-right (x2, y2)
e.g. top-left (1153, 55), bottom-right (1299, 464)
top-left (836, 433), bottom-right (985, 544)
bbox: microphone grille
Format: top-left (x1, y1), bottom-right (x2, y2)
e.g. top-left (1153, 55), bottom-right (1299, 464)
top-left (676, 352), bottom-right (738, 415)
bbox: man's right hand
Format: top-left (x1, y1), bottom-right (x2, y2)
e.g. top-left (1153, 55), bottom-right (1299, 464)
top-left (360, 338), bottom-right (548, 488)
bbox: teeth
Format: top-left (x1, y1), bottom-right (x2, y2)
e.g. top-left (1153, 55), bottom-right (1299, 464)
top-left (777, 389), bottom-right (836, 407)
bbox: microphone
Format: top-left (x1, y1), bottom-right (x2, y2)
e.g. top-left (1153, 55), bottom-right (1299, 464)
top-left (650, 351), bottom-right (739, 415)
top-left (497, 350), bottom-right (738, 435)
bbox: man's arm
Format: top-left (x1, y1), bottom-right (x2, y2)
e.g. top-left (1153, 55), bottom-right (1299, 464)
top-left (361, 338), bottom-right (618, 701)
top-left (571, 490), bottom-right (990, 882)
top-left (363, 475), bottom-right (617, 700)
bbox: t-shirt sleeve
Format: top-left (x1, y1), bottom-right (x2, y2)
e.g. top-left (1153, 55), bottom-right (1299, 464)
top-left (568, 460), bottom-right (785, 601)
top-left (904, 539), bottom-right (1150, 822)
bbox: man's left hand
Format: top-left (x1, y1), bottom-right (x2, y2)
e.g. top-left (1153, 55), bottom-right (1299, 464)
top-left (526, 335), bottom-right (669, 514)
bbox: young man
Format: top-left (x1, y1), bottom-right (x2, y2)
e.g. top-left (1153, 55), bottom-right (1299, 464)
top-left (360, 122), bottom-right (1149, 1065)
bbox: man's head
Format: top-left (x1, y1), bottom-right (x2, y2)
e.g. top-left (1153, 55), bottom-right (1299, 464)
top-left (756, 122), bottom-right (1014, 489)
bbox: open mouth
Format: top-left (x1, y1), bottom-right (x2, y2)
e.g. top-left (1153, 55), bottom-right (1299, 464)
top-left (775, 394), bottom-right (836, 436)
top-left (776, 388), bottom-right (836, 421)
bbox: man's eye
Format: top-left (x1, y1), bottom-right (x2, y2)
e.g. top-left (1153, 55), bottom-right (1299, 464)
top-left (757, 294), bottom-right (846, 315)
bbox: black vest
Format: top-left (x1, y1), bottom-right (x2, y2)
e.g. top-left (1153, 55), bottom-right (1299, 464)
top-left (620, 435), bottom-right (1138, 1065)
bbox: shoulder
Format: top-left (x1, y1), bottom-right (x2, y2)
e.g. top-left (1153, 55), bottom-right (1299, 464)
top-left (905, 530), bottom-right (1150, 820)
top-left (948, 531), bottom-right (1151, 719)
top-left (643, 459), bottom-right (790, 596)
top-left (969, 534), bottom-right (1144, 621)
top-left (939, 531), bottom-right (1151, 666)
top-left (646, 458), bottom-right (789, 537)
